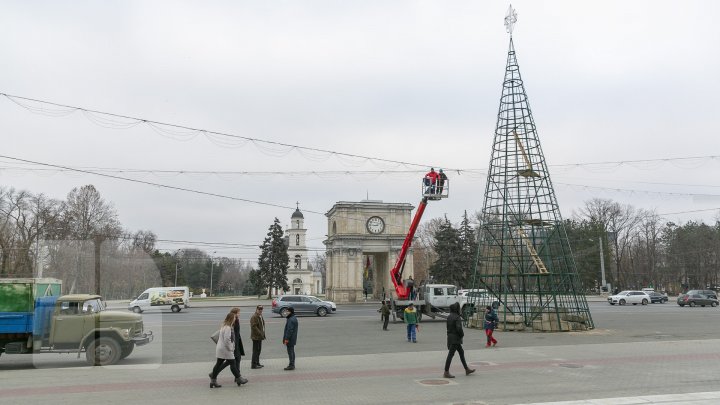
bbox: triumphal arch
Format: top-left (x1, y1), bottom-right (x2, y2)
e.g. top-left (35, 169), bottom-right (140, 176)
top-left (324, 200), bottom-right (414, 303)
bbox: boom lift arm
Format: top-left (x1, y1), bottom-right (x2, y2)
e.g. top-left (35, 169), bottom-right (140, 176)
top-left (390, 197), bottom-right (429, 300)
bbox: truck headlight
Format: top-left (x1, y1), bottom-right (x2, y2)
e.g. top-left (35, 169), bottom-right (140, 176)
top-left (120, 328), bottom-right (130, 339)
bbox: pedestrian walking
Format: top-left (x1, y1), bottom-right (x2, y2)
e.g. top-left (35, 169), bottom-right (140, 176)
top-left (443, 302), bottom-right (476, 378)
top-left (250, 305), bottom-right (266, 369)
top-left (484, 305), bottom-right (499, 347)
top-left (379, 300), bottom-right (390, 331)
top-left (283, 306), bottom-right (299, 370)
top-left (404, 303), bottom-right (419, 343)
top-left (229, 307), bottom-right (248, 385)
top-left (208, 311), bottom-right (243, 388)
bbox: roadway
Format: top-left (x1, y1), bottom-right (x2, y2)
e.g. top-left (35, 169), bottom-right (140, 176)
top-left (2, 298), bottom-right (720, 404)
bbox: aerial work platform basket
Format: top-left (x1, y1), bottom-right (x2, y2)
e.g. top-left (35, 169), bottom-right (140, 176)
top-left (421, 178), bottom-right (449, 200)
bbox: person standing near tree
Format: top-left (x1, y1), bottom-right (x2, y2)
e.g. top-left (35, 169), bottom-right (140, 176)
top-left (379, 300), bottom-right (390, 331)
top-left (443, 302), bottom-right (476, 378)
top-left (250, 305), bottom-right (266, 369)
top-left (283, 306), bottom-right (299, 370)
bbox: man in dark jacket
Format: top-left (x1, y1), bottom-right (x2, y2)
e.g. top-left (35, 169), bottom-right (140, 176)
top-left (250, 305), bottom-right (266, 369)
top-left (379, 301), bottom-right (390, 331)
top-left (230, 307), bottom-right (248, 384)
top-left (283, 306), bottom-right (299, 370)
top-left (443, 302), bottom-right (476, 378)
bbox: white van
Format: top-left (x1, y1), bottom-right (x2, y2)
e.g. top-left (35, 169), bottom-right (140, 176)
top-left (128, 287), bottom-right (190, 313)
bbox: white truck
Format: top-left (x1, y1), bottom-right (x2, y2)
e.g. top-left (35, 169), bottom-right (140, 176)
top-left (128, 286), bottom-right (190, 313)
top-left (390, 283), bottom-right (467, 322)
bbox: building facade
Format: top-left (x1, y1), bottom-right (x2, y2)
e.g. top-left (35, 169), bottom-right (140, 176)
top-left (285, 206), bottom-right (323, 295)
top-left (324, 200), bottom-right (414, 303)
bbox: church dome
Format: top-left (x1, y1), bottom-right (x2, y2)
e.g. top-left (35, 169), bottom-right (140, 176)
top-left (291, 207), bottom-right (304, 219)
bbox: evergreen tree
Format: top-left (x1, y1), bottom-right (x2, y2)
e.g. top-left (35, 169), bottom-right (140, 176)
top-left (257, 217), bottom-right (290, 298)
top-left (457, 210), bottom-right (478, 289)
top-left (244, 269), bottom-right (263, 296)
top-left (429, 216), bottom-right (464, 286)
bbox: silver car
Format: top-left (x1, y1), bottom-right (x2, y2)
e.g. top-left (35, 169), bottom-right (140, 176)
top-left (271, 295), bottom-right (337, 317)
top-left (607, 290), bottom-right (650, 306)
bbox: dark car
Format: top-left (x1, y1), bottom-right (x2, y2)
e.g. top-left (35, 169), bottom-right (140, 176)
top-left (677, 293), bottom-right (719, 307)
top-left (648, 292), bottom-right (668, 304)
top-left (271, 295), bottom-right (336, 317)
top-left (685, 290), bottom-right (718, 299)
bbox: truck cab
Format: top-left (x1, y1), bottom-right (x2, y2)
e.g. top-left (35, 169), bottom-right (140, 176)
top-left (422, 284), bottom-right (460, 308)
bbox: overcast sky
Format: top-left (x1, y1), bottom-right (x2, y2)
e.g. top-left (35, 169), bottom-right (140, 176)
top-left (2, 1), bottom-right (719, 264)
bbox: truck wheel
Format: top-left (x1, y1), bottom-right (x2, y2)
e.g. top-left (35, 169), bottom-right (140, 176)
top-left (171, 305), bottom-right (181, 313)
top-left (86, 337), bottom-right (121, 366)
top-left (120, 343), bottom-right (135, 360)
top-left (132, 306), bottom-right (142, 313)
top-left (317, 307), bottom-right (328, 317)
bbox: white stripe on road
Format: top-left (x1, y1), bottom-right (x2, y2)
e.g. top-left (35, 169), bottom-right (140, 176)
top-left (522, 390), bottom-right (720, 404)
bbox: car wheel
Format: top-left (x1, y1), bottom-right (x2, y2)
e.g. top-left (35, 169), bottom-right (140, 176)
top-left (642, 299), bottom-right (648, 305)
top-left (171, 305), bottom-right (180, 313)
top-left (619, 299), bottom-right (626, 305)
top-left (280, 308), bottom-right (290, 318)
top-left (132, 306), bottom-right (142, 314)
top-left (712, 302), bottom-right (718, 307)
top-left (86, 337), bottom-right (121, 366)
top-left (609, 303), bottom-right (615, 305)
top-left (690, 302), bottom-right (696, 307)
top-left (317, 307), bottom-right (328, 317)
top-left (679, 304), bottom-right (685, 307)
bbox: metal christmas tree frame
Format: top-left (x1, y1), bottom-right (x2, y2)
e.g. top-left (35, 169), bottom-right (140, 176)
top-left (467, 7), bottom-right (594, 332)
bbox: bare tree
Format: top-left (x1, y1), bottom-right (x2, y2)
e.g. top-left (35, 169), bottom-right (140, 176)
top-left (577, 198), bottom-right (644, 288)
top-left (61, 185), bottom-right (121, 294)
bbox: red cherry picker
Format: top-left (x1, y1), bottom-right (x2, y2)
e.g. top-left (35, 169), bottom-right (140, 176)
top-left (388, 177), bottom-right (458, 322)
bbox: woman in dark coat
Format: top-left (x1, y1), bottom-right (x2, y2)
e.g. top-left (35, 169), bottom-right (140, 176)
top-left (443, 302), bottom-right (475, 378)
top-left (230, 307), bottom-right (248, 385)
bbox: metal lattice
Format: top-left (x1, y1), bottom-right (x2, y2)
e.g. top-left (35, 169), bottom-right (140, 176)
top-left (467, 37), bottom-right (594, 332)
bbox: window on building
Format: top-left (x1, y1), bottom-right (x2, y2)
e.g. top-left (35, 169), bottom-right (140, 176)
top-left (296, 234), bottom-right (300, 246)
top-left (295, 255), bottom-right (301, 269)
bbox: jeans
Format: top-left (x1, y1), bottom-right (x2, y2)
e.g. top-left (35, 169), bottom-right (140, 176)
top-left (444, 343), bottom-right (468, 371)
top-left (211, 358), bottom-right (239, 379)
top-left (252, 340), bottom-right (262, 366)
top-left (406, 324), bottom-right (417, 342)
top-left (286, 344), bottom-right (295, 366)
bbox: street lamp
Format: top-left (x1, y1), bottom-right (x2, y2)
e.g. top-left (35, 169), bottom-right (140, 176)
top-left (174, 249), bottom-right (183, 287)
top-left (210, 251), bottom-right (216, 297)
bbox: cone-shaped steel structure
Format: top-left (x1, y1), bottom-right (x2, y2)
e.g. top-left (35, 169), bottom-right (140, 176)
top-left (467, 38), bottom-right (594, 332)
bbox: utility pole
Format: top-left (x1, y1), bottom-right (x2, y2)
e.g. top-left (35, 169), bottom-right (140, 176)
top-left (210, 251), bottom-right (216, 297)
top-left (174, 249), bottom-right (183, 287)
top-left (599, 237), bottom-right (606, 291)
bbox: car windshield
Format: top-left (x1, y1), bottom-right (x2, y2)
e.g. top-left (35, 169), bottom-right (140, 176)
top-left (617, 291), bottom-right (631, 295)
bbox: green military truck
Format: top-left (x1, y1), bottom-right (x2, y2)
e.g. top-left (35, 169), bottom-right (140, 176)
top-left (0, 278), bottom-right (153, 366)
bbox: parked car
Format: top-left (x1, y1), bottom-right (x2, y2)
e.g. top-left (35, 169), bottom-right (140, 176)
top-left (607, 290), bottom-right (651, 305)
top-left (677, 293), bottom-right (719, 307)
top-left (647, 291), bottom-right (668, 304)
top-left (271, 295), bottom-right (337, 317)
